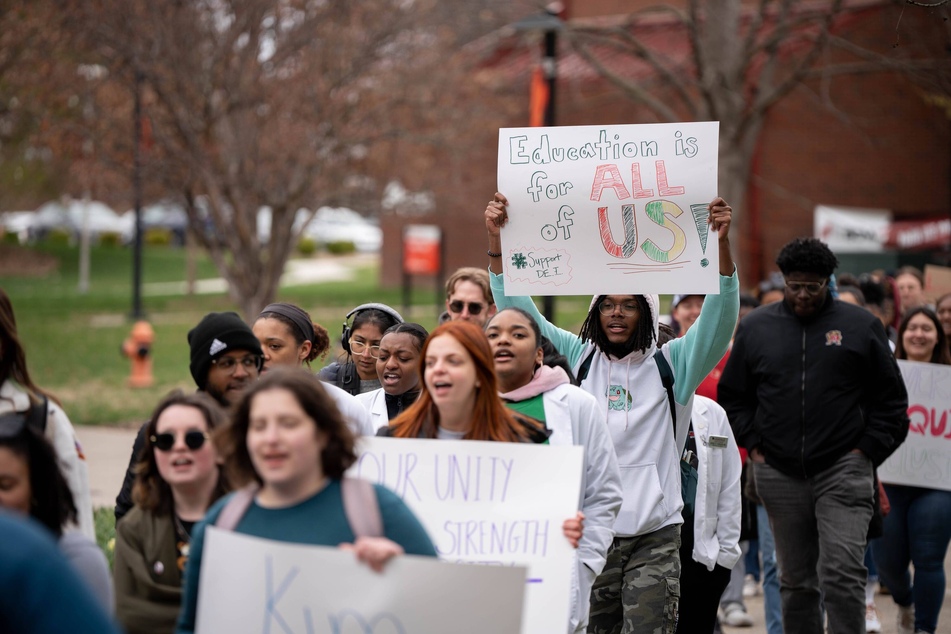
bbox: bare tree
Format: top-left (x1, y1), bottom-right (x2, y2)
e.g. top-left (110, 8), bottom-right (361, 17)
top-left (54, 0), bottom-right (470, 317)
top-left (568, 0), bottom-right (951, 276)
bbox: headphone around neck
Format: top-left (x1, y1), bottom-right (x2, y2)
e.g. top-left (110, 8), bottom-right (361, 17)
top-left (340, 303), bottom-right (404, 355)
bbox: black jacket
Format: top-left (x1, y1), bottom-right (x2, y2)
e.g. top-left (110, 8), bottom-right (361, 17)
top-left (719, 295), bottom-right (908, 479)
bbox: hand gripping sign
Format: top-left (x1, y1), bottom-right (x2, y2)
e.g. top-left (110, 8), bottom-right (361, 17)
top-left (498, 121), bottom-right (720, 296)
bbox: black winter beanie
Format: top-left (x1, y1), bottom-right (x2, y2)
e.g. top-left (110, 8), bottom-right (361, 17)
top-left (187, 312), bottom-right (263, 390)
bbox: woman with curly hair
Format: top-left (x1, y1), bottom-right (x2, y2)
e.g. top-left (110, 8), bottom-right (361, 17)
top-left (113, 391), bottom-right (230, 634)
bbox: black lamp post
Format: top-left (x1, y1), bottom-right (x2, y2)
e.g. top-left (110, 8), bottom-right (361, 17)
top-left (131, 69), bottom-right (144, 320)
top-left (514, 5), bottom-right (564, 323)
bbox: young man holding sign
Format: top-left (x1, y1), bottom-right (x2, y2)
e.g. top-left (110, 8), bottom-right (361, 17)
top-left (485, 192), bottom-right (739, 634)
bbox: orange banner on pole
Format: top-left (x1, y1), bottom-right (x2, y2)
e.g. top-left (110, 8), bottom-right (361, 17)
top-left (529, 67), bottom-right (549, 127)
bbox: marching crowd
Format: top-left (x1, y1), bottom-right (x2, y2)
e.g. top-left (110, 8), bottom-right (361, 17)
top-left (1, 193), bottom-right (950, 634)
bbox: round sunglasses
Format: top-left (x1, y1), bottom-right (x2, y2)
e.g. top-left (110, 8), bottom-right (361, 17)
top-left (150, 430), bottom-right (210, 452)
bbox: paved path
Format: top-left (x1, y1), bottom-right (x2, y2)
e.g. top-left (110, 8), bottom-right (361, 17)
top-left (142, 253), bottom-right (377, 296)
top-left (78, 424), bottom-right (951, 633)
top-left (77, 424), bottom-right (139, 510)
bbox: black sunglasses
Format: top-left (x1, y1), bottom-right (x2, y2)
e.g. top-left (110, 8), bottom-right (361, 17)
top-left (448, 300), bottom-right (485, 316)
top-left (150, 430), bottom-right (209, 452)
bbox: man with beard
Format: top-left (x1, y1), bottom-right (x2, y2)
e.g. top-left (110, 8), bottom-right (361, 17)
top-left (114, 312), bottom-right (262, 521)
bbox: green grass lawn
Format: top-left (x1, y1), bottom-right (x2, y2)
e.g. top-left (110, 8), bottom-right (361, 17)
top-left (3, 242), bottom-right (596, 426)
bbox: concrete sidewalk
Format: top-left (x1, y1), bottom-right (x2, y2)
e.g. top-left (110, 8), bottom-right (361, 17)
top-left (77, 424), bottom-right (139, 510)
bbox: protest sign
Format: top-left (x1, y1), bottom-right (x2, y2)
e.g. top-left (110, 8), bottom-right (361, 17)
top-left (350, 437), bottom-right (584, 634)
top-left (195, 528), bottom-right (526, 634)
top-left (497, 122), bottom-right (720, 295)
top-left (878, 360), bottom-right (951, 491)
top-left (924, 264), bottom-right (951, 303)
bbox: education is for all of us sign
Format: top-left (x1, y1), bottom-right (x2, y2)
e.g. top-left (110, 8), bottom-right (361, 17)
top-left (497, 121), bottom-right (720, 296)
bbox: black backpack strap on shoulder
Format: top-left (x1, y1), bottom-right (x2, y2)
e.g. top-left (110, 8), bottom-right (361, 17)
top-left (576, 347), bottom-right (598, 384)
top-left (27, 395), bottom-right (48, 434)
top-left (653, 351), bottom-right (676, 432)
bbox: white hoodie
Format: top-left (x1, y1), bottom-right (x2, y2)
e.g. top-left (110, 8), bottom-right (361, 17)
top-left (490, 270), bottom-right (739, 537)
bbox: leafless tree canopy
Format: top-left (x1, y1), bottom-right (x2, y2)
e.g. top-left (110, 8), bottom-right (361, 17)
top-left (0, 0), bottom-right (534, 316)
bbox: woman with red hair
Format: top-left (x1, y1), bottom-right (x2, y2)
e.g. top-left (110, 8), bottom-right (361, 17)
top-left (382, 321), bottom-right (549, 442)
top-left (379, 321), bottom-right (583, 555)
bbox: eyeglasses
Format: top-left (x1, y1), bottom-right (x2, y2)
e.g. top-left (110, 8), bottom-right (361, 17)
top-left (448, 300), bottom-right (485, 316)
top-left (210, 355), bottom-right (261, 374)
top-left (598, 300), bottom-right (639, 317)
top-left (150, 430), bottom-right (209, 452)
top-left (784, 279), bottom-right (827, 295)
top-left (349, 338), bottom-right (382, 358)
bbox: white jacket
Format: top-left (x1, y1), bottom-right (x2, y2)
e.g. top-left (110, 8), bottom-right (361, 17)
top-left (690, 395), bottom-right (742, 571)
top-left (538, 383), bottom-right (623, 633)
top-left (355, 388), bottom-right (389, 433)
top-left (0, 380), bottom-right (94, 538)
top-left (322, 382), bottom-right (374, 437)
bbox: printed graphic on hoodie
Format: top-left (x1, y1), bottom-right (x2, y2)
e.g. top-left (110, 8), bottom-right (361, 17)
top-left (606, 385), bottom-right (633, 411)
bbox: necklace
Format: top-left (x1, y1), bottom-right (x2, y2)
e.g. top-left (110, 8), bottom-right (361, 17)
top-left (173, 514), bottom-right (192, 571)
top-left (173, 514), bottom-right (192, 541)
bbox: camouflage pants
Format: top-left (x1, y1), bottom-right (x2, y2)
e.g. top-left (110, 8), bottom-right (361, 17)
top-left (587, 524), bottom-right (681, 634)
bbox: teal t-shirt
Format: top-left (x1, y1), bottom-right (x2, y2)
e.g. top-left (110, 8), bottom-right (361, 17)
top-left (176, 479), bottom-right (436, 633)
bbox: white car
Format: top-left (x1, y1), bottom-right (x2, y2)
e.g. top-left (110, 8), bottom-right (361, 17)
top-left (301, 207), bottom-right (382, 253)
top-left (258, 206), bottom-right (382, 252)
top-left (28, 200), bottom-right (132, 244)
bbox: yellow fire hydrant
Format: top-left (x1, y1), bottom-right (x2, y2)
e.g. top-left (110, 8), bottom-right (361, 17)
top-left (122, 321), bottom-right (155, 388)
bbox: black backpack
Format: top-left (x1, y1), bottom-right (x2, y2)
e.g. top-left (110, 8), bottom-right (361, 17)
top-left (576, 348), bottom-right (699, 514)
top-left (0, 394), bottom-right (49, 435)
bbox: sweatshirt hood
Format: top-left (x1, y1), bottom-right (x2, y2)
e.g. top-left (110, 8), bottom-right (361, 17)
top-left (500, 365), bottom-right (571, 401)
top-left (588, 293), bottom-right (659, 363)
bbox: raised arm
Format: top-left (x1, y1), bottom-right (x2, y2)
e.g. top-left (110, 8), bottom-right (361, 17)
top-left (667, 197), bottom-right (739, 401)
top-left (484, 192), bottom-right (588, 365)
top-left (485, 192), bottom-right (507, 276)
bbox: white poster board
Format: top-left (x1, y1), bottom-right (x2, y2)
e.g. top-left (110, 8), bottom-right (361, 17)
top-left (195, 528), bottom-right (526, 633)
top-left (813, 205), bottom-right (891, 253)
top-left (497, 122), bottom-right (720, 296)
top-left (350, 437), bottom-right (584, 634)
top-left (878, 360), bottom-right (951, 491)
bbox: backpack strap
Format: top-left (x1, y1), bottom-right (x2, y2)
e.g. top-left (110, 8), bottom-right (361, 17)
top-left (215, 484), bottom-right (258, 531)
top-left (341, 477), bottom-right (383, 539)
top-left (576, 347), bottom-right (598, 384)
top-left (27, 395), bottom-right (48, 435)
top-left (653, 350), bottom-right (676, 432)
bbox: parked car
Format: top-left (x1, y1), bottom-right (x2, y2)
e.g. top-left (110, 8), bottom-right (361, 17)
top-left (1, 211), bottom-right (36, 243)
top-left (121, 202), bottom-right (189, 246)
top-left (301, 207), bottom-right (382, 253)
top-left (257, 206), bottom-right (381, 253)
top-left (27, 200), bottom-right (131, 244)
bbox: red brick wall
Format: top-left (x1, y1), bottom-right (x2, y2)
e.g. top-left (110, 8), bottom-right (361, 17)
top-left (380, 3), bottom-right (950, 290)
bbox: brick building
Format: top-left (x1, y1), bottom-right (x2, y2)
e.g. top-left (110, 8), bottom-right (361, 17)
top-left (380, 0), bottom-right (950, 292)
